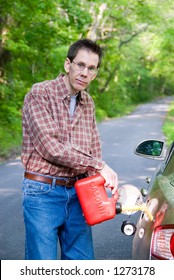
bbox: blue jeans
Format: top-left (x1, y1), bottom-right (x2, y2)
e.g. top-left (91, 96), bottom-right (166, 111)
top-left (22, 177), bottom-right (94, 260)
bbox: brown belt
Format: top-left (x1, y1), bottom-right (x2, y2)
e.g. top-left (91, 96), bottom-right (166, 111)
top-left (24, 171), bottom-right (85, 187)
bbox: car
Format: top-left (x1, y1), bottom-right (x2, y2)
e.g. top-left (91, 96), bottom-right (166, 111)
top-left (132, 139), bottom-right (174, 260)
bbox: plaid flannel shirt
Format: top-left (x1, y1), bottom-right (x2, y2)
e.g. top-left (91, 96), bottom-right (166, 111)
top-left (21, 74), bottom-right (104, 177)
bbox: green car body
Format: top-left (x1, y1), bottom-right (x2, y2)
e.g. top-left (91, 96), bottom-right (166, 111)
top-left (132, 140), bottom-right (174, 260)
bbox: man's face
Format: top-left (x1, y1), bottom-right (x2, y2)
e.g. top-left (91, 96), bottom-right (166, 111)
top-left (64, 49), bottom-right (99, 95)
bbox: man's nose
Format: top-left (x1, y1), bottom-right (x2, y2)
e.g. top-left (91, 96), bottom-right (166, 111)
top-left (81, 66), bottom-right (88, 76)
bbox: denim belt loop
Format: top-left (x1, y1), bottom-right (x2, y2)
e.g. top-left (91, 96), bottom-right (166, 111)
top-left (51, 177), bottom-right (57, 188)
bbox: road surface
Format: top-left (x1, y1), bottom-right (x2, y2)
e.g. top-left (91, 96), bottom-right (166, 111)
top-left (0, 97), bottom-right (172, 260)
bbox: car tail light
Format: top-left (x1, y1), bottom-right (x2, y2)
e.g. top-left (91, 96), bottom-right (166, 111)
top-left (151, 225), bottom-right (174, 260)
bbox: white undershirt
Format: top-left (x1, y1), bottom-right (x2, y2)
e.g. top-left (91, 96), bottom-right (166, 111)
top-left (70, 95), bottom-right (77, 120)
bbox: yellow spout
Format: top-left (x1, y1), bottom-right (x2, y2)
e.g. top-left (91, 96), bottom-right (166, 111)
top-left (121, 203), bottom-right (154, 221)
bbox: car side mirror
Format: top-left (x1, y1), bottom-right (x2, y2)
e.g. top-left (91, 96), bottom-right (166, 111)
top-left (135, 140), bottom-right (164, 158)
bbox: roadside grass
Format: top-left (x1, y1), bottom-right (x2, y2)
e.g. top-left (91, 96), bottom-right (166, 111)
top-left (96, 103), bottom-right (136, 122)
top-left (163, 101), bottom-right (174, 146)
top-left (0, 125), bottom-right (22, 163)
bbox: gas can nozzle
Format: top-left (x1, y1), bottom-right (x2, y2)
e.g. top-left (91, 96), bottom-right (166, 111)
top-left (115, 202), bottom-right (122, 214)
top-left (116, 201), bottom-right (154, 221)
top-left (116, 185), bottom-right (154, 221)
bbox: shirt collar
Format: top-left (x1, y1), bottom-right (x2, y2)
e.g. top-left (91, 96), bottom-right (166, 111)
top-left (56, 73), bottom-right (88, 105)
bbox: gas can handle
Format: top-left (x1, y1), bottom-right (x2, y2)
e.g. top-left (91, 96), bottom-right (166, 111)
top-left (110, 187), bottom-right (118, 201)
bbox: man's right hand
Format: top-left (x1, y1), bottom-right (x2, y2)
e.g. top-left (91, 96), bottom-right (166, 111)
top-left (98, 163), bottom-right (118, 195)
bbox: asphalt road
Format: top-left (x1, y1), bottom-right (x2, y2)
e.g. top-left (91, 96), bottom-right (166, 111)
top-left (0, 97), bottom-right (173, 260)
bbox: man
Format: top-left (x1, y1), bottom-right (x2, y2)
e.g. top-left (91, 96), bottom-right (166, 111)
top-left (22, 39), bottom-right (118, 260)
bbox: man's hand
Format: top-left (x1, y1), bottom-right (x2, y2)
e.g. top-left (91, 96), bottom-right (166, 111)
top-left (99, 163), bottom-right (118, 195)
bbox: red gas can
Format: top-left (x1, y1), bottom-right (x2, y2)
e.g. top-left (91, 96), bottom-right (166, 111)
top-left (75, 174), bottom-right (117, 225)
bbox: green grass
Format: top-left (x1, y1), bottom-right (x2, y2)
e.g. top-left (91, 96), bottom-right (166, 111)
top-left (0, 124), bottom-right (22, 162)
top-left (163, 102), bottom-right (174, 146)
top-left (96, 103), bottom-right (136, 122)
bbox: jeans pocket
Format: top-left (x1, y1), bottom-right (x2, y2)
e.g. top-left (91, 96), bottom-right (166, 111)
top-left (22, 179), bottom-right (50, 196)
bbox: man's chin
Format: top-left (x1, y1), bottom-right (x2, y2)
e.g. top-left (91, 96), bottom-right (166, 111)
top-left (74, 84), bottom-right (87, 92)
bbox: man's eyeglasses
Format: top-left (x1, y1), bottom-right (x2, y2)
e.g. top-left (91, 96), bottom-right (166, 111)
top-left (72, 61), bottom-right (99, 75)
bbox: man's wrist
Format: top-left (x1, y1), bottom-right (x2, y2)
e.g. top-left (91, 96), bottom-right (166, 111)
top-left (96, 161), bottom-right (105, 172)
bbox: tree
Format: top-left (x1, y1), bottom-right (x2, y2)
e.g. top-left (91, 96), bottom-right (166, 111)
top-left (1, 0), bottom-right (174, 157)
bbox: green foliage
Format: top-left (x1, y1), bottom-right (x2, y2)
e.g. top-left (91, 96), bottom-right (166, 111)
top-left (163, 102), bottom-right (174, 146)
top-left (1, 0), bottom-right (174, 159)
top-left (0, 101), bottom-right (22, 160)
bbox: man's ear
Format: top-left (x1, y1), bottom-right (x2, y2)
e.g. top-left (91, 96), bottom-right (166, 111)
top-left (64, 58), bottom-right (71, 74)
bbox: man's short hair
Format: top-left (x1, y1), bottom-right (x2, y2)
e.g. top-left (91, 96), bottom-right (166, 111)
top-left (67, 39), bottom-right (103, 68)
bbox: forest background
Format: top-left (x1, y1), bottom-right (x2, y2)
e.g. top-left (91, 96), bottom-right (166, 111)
top-left (1, 0), bottom-right (174, 160)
